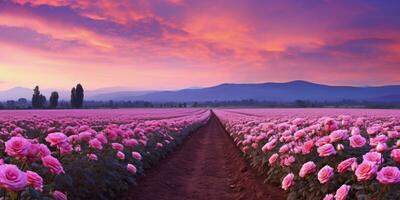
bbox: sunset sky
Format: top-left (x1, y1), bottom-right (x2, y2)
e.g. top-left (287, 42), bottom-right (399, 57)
top-left (0, 0), bottom-right (399, 90)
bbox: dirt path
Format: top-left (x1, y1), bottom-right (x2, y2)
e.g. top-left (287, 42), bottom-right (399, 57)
top-left (121, 113), bottom-right (286, 200)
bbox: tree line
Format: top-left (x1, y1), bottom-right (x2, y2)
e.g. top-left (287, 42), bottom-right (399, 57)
top-left (31, 84), bottom-right (84, 109)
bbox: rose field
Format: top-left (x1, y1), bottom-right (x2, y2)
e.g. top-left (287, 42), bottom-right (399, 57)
top-left (1, 108), bottom-right (400, 200)
top-left (214, 109), bottom-right (400, 200)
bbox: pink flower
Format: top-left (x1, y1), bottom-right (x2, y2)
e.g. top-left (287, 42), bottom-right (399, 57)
top-left (349, 135), bottom-right (366, 148)
top-left (111, 143), bottom-right (124, 151)
top-left (324, 118), bottom-right (337, 132)
top-left (376, 143), bottom-right (387, 152)
top-left (5, 136), bottom-right (31, 158)
top-left (89, 138), bottom-right (103, 150)
top-left (117, 151), bottom-right (125, 160)
top-left (329, 130), bottom-right (348, 143)
top-left (131, 152), bottom-right (142, 160)
top-left (317, 144), bottom-right (336, 157)
top-left (317, 165), bottom-right (334, 184)
top-left (337, 158), bottom-right (357, 173)
top-left (323, 194), bottom-right (334, 200)
top-left (45, 132), bottom-right (67, 147)
top-left (363, 152), bottom-right (383, 165)
top-left (53, 190), bottom-right (68, 200)
top-left (376, 166), bottom-right (400, 184)
top-left (268, 153), bottom-right (279, 165)
top-left (127, 164), bottom-right (137, 174)
top-left (355, 161), bottom-right (377, 181)
top-left (279, 144), bottom-right (290, 154)
top-left (78, 131), bottom-right (92, 141)
top-left (299, 161), bottom-right (316, 178)
top-left (391, 149), bottom-right (400, 163)
top-left (281, 173), bottom-right (294, 191)
top-left (26, 170), bottom-right (43, 192)
top-left (316, 136), bottom-right (331, 147)
top-left (42, 155), bottom-right (65, 175)
top-left (0, 164), bottom-right (27, 191)
top-left (262, 139), bottom-right (277, 153)
top-left (335, 184), bottom-right (350, 200)
top-left (37, 144), bottom-right (51, 158)
top-left (123, 139), bottom-right (139, 147)
top-left (87, 154), bottom-right (98, 161)
top-left (301, 140), bottom-right (314, 155)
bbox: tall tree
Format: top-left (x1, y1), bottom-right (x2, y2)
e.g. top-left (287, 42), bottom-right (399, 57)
top-left (49, 91), bottom-right (59, 109)
top-left (70, 87), bottom-right (76, 108)
top-left (75, 84), bottom-right (84, 108)
top-left (32, 86), bottom-right (41, 108)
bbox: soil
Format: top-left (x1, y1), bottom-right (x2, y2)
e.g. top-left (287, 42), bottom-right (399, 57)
top-left (121, 113), bottom-right (286, 200)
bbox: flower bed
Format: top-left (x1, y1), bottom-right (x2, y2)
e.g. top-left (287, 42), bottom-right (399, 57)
top-left (214, 109), bottom-right (400, 200)
top-left (0, 109), bottom-right (210, 200)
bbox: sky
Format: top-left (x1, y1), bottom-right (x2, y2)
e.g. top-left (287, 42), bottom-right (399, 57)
top-left (0, 0), bottom-right (399, 91)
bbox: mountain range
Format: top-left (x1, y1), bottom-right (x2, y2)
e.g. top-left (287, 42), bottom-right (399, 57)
top-left (1, 81), bottom-right (400, 102)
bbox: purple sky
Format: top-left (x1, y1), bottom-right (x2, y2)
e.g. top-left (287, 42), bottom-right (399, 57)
top-left (0, 0), bottom-right (399, 90)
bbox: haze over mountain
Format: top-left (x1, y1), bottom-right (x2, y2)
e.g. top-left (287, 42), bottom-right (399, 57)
top-left (1, 81), bottom-right (399, 102)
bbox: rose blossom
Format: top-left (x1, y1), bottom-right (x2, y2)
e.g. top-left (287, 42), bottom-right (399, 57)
top-left (281, 173), bottom-right (294, 191)
top-left (349, 135), bottom-right (366, 148)
top-left (262, 139), bottom-right (277, 153)
top-left (376, 166), bottom-right (400, 184)
top-left (317, 165), bottom-right (334, 184)
top-left (112, 143), bottom-right (124, 151)
top-left (87, 154), bottom-right (98, 161)
top-left (335, 184), bottom-right (350, 200)
top-left (45, 132), bottom-right (67, 147)
top-left (117, 151), bottom-right (125, 160)
top-left (329, 130), bottom-right (348, 143)
top-left (363, 152), bottom-right (383, 165)
top-left (88, 138), bottom-right (102, 150)
top-left (391, 149), bottom-right (400, 163)
top-left (5, 136), bottom-right (31, 158)
top-left (299, 161), bottom-right (316, 178)
top-left (323, 194), bottom-right (334, 200)
top-left (317, 144), bottom-right (336, 157)
top-left (376, 143), bottom-right (387, 152)
top-left (301, 140), bottom-right (314, 155)
top-left (42, 155), bottom-right (65, 175)
top-left (53, 190), bottom-right (68, 200)
top-left (0, 164), bottom-right (28, 191)
top-left (355, 161), bottom-right (377, 181)
top-left (127, 164), bottom-right (137, 174)
top-left (131, 152), bottom-right (142, 160)
top-left (337, 157), bottom-right (357, 173)
top-left (26, 170), bottom-right (43, 192)
top-left (268, 153), bottom-right (279, 165)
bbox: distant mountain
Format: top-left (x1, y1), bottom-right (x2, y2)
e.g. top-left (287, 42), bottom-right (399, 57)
top-left (126, 80), bottom-right (400, 102)
top-left (1, 81), bottom-right (400, 102)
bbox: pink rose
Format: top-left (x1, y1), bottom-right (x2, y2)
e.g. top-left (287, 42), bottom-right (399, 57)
top-left (281, 173), bottom-right (294, 191)
top-left (42, 155), bottom-right (65, 175)
top-left (37, 144), bottom-right (51, 158)
top-left (262, 139), bottom-right (277, 153)
top-left (53, 190), bottom-right (68, 200)
top-left (301, 140), bottom-right (314, 155)
top-left (317, 165), bottom-right (334, 184)
top-left (376, 166), bottom-right (400, 184)
top-left (324, 118), bottom-right (337, 132)
top-left (391, 149), bottom-right (400, 163)
top-left (78, 131), bottom-right (92, 141)
top-left (323, 194), bottom-right (334, 200)
top-left (131, 152), bottom-right (142, 160)
top-left (0, 164), bottom-right (27, 191)
top-left (316, 136), bottom-right (331, 147)
top-left (5, 136), bottom-right (31, 158)
top-left (123, 138), bottom-right (139, 147)
top-left (299, 161), bottom-right (316, 178)
top-left (45, 132), bottom-right (67, 147)
top-left (355, 161), bottom-right (377, 181)
top-left (26, 170), bottom-right (43, 192)
top-left (127, 164), bottom-right (137, 174)
top-left (96, 133), bottom-right (108, 144)
top-left (117, 151), bottom-right (125, 160)
top-left (89, 138), bottom-right (103, 150)
top-left (363, 152), bottom-right (383, 165)
top-left (268, 153), bottom-right (279, 165)
top-left (376, 143), bottom-right (387, 152)
top-left (349, 135), bottom-right (366, 148)
top-left (111, 143), bottom-right (124, 151)
top-left (87, 154), bottom-right (98, 161)
top-left (279, 144), bottom-right (290, 154)
top-left (317, 144), bottom-right (336, 157)
top-left (329, 130), bottom-right (348, 143)
top-left (337, 158), bottom-right (357, 173)
top-left (335, 184), bottom-right (350, 200)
